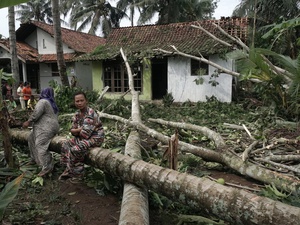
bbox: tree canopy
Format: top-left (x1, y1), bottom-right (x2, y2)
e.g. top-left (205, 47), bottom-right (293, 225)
top-left (0, 0), bottom-right (29, 9)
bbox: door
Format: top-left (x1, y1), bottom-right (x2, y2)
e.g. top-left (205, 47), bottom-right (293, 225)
top-left (151, 57), bottom-right (167, 100)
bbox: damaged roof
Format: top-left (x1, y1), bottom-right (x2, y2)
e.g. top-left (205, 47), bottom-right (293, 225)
top-left (78, 17), bottom-right (248, 61)
top-left (0, 40), bottom-right (39, 62)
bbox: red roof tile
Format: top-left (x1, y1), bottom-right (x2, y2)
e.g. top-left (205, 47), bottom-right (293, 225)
top-left (38, 53), bottom-right (78, 62)
top-left (0, 40), bottom-right (79, 63)
top-left (17, 20), bottom-right (106, 53)
top-left (0, 40), bottom-right (39, 62)
top-left (87, 17), bottom-right (248, 60)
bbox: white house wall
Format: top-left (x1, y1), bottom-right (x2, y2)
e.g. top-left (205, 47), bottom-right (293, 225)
top-left (25, 30), bottom-right (38, 49)
top-left (39, 61), bottom-right (93, 90)
top-left (25, 29), bottom-right (74, 54)
top-left (168, 56), bottom-right (233, 103)
top-left (0, 47), bottom-right (11, 58)
top-left (39, 63), bottom-right (61, 89)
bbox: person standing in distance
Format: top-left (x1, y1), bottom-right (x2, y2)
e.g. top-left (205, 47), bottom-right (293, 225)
top-left (17, 81), bottom-right (25, 110)
top-left (22, 87), bottom-right (59, 177)
top-left (22, 82), bottom-right (32, 108)
top-left (59, 91), bottom-right (104, 183)
top-left (2, 80), bottom-right (12, 100)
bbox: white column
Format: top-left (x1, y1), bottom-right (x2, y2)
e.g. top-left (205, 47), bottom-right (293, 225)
top-left (22, 62), bottom-right (27, 81)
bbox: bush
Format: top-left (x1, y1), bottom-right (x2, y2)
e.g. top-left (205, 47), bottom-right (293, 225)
top-left (49, 81), bottom-right (99, 113)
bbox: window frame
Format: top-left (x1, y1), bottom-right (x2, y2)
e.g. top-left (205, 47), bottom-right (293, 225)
top-left (103, 60), bottom-right (143, 93)
top-left (191, 58), bottom-right (209, 76)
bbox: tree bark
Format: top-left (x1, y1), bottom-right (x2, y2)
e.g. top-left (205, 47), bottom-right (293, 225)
top-left (1, 108), bottom-right (14, 167)
top-left (149, 118), bottom-right (225, 148)
top-left (51, 0), bottom-right (69, 87)
top-left (118, 48), bottom-right (149, 225)
top-left (119, 131), bottom-right (149, 225)
top-left (98, 113), bottom-right (300, 194)
top-left (8, 6), bottom-right (19, 98)
top-left (9, 129), bottom-right (300, 225)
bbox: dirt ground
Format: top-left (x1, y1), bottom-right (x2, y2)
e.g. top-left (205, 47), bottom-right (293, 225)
top-left (55, 168), bottom-right (262, 225)
top-left (58, 180), bottom-right (121, 225)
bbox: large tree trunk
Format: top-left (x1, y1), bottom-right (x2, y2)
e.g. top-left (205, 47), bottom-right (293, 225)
top-left (8, 6), bottom-right (19, 98)
top-left (9, 129), bottom-right (300, 225)
top-left (98, 113), bottom-right (300, 194)
top-left (51, 0), bottom-right (69, 87)
top-left (3, 8), bottom-right (17, 168)
top-left (118, 48), bottom-right (149, 225)
top-left (1, 107), bottom-right (13, 167)
top-left (119, 131), bottom-right (149, 225)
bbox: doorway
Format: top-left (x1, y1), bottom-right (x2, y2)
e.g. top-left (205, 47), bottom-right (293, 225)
top-left (151, 57), bottom-right (167, 100)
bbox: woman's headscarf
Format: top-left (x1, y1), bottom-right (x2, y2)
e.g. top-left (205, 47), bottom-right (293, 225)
top-left (40, 88), bottom-right (59, 114)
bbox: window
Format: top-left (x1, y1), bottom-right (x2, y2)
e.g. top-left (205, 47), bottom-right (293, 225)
top-left (51, 63), bottom-right (59, 77)
top-left (43, 39), bottom-right (46, 49)
top-left (191, 58), bottom-right (208, 76)
top-left (103, 61), bottom-right (142, 93)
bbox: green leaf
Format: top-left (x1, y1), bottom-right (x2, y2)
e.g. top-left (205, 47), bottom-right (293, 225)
top-left (0, 0), bottom-right (29, 8)
top-left (32, 176), bottom-right (44, 186)
top-left (0, 174), bottom-right (24, 220)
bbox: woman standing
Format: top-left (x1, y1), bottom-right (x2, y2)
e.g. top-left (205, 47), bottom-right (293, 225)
top-left (59, 91), bottom-right (104, 183)
top-left (22, 88), bottom-right (59, 177)
top-left (17, 81), bottom-right (25, 109)
top-left (22, 82), bottom-right (32, 108)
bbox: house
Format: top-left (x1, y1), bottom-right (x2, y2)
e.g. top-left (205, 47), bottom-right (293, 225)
top-left (79, 17), bottom-right (248, 102)
top-left (0, 20), bottom-right (105, 92)
top-left (0, 18), bottom-right (247, 102)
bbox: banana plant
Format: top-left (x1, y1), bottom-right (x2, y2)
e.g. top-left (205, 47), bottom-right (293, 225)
top-left (0, 174), bottom-right (24, 220)
top-left (0, 69), bottom-right (14, 109)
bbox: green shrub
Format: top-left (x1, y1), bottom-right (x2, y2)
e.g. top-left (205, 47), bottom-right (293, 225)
top-left (49, 80), bottom-right (99, 113)
top-left (162, 92), bottom-right (174, 107)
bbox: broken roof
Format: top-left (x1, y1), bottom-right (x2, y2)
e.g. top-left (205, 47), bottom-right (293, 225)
top-left (77, 17), bottom-right (248, 61)
top-left (0, 40), bottom-right (38, 62)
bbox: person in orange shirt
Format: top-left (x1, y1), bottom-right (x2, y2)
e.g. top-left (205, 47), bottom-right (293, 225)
top-left (22, 82), bottom-right (32, 108)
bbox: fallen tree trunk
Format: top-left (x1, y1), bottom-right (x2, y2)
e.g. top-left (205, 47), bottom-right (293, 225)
top-left (119, 131), bottom-right (149, 225)
top-left (118, 48), bottom-right (149, 225)
top-left (10, 129), bottom-right (300, 225)
top-left (148, 118), bottom-right (226, 148)
top-left (98, 113), bottom-right (300, 194)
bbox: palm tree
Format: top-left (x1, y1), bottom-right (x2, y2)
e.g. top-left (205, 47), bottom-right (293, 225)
top-left (232, 0), bottom-right (300, 24)
top-left (51, 0), bottom-right (69, 87)
top-left (8, 6), bottom-right (19, 97)
top-left (15, 0), bottom-right (53, 23)
top-left (177, 0), bottom-right (217, 21)
top-left (136, 0), bottom-right (217, 25)
top-left (67, 0), bottom-right (122, 36)
top-left (116, 0), bottom-right (141, 27)
top-left (60, 0), bottom-right (82, 29)
top-left (4, 7), bottom-right (18, 168)
top-left (68, 0), bottom-right (106, 35)
top-left (0, 0), bottom-right (29, 9)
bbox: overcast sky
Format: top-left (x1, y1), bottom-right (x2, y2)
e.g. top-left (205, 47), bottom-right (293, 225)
top-left (0, 0), bottom-right (240, 38)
